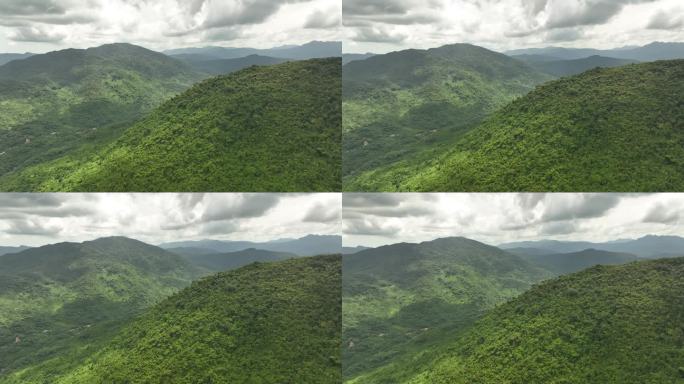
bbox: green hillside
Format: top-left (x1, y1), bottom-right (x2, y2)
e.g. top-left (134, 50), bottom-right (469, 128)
top-left (518, 248), bottom-right (638, 275)
top-left (342, 43), bottom-right (552, 184)
top-left (178, 248), bottom-right (297, 272)
top-left (520, 55), bottom-right (638, 77)
top-left (51, 255), bottom-right (341, 383)
top-left (348, 59), bottom-right (684, 191)
top-left (343, 237), bottom-right (550, 382)
top-left (0, 237), bottom-right (199, 383)
top-left (0, 44), bottom-right (203, 179)
top-left (408, 257), bottom-right (684, 384)
top-left (0, 58), bottom-right (342, 192)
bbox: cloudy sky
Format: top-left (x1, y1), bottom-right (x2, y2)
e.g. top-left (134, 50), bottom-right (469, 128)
top-left (343, 193), bottom-right (684, 247)
top-left (0, 0), bottom-right (341, 53)
top-left (0, 193), bottom-right (340, 246)
top-left (343, 0), bottom-right (684, 53)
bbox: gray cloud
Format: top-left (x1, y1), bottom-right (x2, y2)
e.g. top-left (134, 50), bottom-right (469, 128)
top-left (643, 203), bottom-right (680, 224)
top-left (541, 194), bottom-right (621, 222)
top-left (303, 203), bottom-right (340, 223)
top-left (343, 0), bottom-right (412, 16)
top-left (540, 221), bottom-right (577, 235)
top-left (344, 218), bottom-right (400, 236)
top-left (647, 9), bottom-right (684, 30)
top-left (304, 9), bottom-right (341, 29)
top-left (0, 0), bottom-right (66, 16)
top-left (5, 219), bottom-right (61, 236)
top-left (344, 194), bottom-right (437, 218)
top-left (9, 26), bottom-right (66, 42)
top-left (546, 28), bottom-right (584, 42)
top-left (201, 194), bottom-right (280, 223)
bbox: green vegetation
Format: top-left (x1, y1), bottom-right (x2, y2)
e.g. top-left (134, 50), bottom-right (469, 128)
top-left (177, 248), bottom-right (297, 272)
top-left (51, 255), bottom-right (342, 383)
top-left (348, 60), bottom-right (684, 191)
top-left (516, 248), bottom-right (638, 275)
top-left (0, 44), bottom-right (204, 179)
top-left (408, 257), bottom-right (684, 383)
top-left (517, 55), bottom-right (639, 77)
top-left (0, 58), bottom-right (342, 192)
top-left (342, 237), bottom-right (550, 383)
top-left (342, 43), bottom-right (552, 186)
top-left (0, 237), bottom-right (200, 383)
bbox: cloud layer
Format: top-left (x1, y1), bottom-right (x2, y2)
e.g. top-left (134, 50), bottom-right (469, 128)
top-left (343, 0), bottom-right (684, 53)
top-left (0, 193), bottom-right (341, 246)
top-left (343, 193), bottom-right (684, 247)
top-left (0, 0), bottom-right (341, 52)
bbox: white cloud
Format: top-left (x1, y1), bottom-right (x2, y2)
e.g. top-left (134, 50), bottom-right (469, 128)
top-left (343, 193), bottom-right (684, 247)
top-left (342, 0), bottom-right (684, 53)
top-left (0, 0), bottom-right (341, 53)
top-left (0, 193), bottom-right (341, 246)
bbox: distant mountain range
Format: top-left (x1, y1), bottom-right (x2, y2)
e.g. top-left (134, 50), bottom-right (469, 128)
top-left (506, 41), bottom-right (684, 61)
top-left (164, 41), bottom-right (341, 60)
top-left (516, 55), bottom-right (639, 77)
top-left (343, 235), bottom-right (684, 383)
top-left (160, 234), bottom-right (342, 256)
top-left (0, 245), bottom-right (30, 256)
top-left (0, 53), bottom-right (33, 66)
top-left (342, 53), bottom-right (376, 65)
top-left (0, 236), bottom-right (341, 382)
top-left (500, 235), bottom-right (684, 258)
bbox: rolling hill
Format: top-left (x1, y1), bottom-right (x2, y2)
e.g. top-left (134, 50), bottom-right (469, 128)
top-left (0, 43), bottom-right (204, 179)
top-left (348, 59), bottom-right (684, 191)
top-left (501, 235), bottom-right (684, 258)
top-left (177, 248), bottom-right (297, 272)
top-left (48, 255), bottom-right (342, 383)
top-left (0, 58), bottom-right (342, 192)
top-left (343, 237), bottom-right (551, 382)
top-left (342, 43), bottom-right (552, 183)
top-left (0, 246), bottom-right (30, 256)
top-left (406, 257), bottom-right (684, 383)
top-left (165, 41), bottom-right (341, 60)
top-left (519, 55), bottom-right (638, 77)
top-left (516, 248), bottom-right (637, 275)
top-left (0, 237), bottom-right (200, 383)
top-left (506, 41), bottom-right (684, 61)
top-left (176, 54), bottom-right (289, 75)
top-left (0, 53), bottom-right (33, 66)
top-left (161, 234), bottom-right (343, 256)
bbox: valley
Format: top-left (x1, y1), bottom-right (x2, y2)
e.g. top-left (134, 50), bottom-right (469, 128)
top-left (0, 41), bottom-right (342, 192)
top-left (0, 235), bottom-right (342, 383)
top-left (342, 42), bottom-right (684, 191)
top-left (342, 235), bottom-right (684, 383)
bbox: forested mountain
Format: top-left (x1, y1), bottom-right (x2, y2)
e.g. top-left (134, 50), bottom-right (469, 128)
top-left (341, 246), bottom-right (370, 254)
top-left (0, 246), bottom-right (30, 256)
top-left (518, 55), bottom-right (638, 77)
top-left (506, 41), bottom-right (684, 61)
top-left (0, 58), bottom-right (342, 192)
top-left (342, 53), bottom-right (375, 65)
top-left (161, 234), bottom-right (343, 256)
top-left (0, 53), bottom-right (33, 66)
top-left (342, 43), bottom-right (552, 185)
top-left (342, 237), bottom-right (550, 382)
top-left (0, 43), bottom-right (204, 180)
top-left (404, 257), bottom-right (684, 383)
top-left (177, 248), bottom-right (297, 272)
top-left (0, 237), bottom-right (200, 383)
top-left (46, 255), bottom-right (342, 383)
top-left (502, 235), bottom-right (684, 258)
top-left (516, 248), bottom-right (637, 275)
top-left (177, 54), bottom-right (289, 75)
top-left (348, 59), bottom-right (684, 191)
top-left (165, 41), bottom-right (341, 60)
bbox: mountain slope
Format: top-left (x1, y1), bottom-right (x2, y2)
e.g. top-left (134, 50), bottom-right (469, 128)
top-left (342, 43), bottom-right (552, 183)
top-left (0, 53), bottom-right (33, 66)
top-left (0, 58), bottom-right (342, 192)
top-left (52, 255), bottom-right (342, 383)
top-left (0, 246), bottom-right (30, 256)
top-left (522, 55), bottom-right (638, 77)
top-left (409, 257), bottom-right (684, 384)
top-left (179, 248), bottom-right (297, 271)
top-left (349, 59), bottom-right (684, 191)
top-left (178, 54), bottom-right (289, 75)
top-left (343, 237), bottom-right (551, 382)
top-left (518, 248), bottom-right (637, 275)
top-left (0, 237), bottom-right (200, 383)
top-left (0, 44), bottom-right (204, 179)
top-left (160, 234), bottom-right (343, 256)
